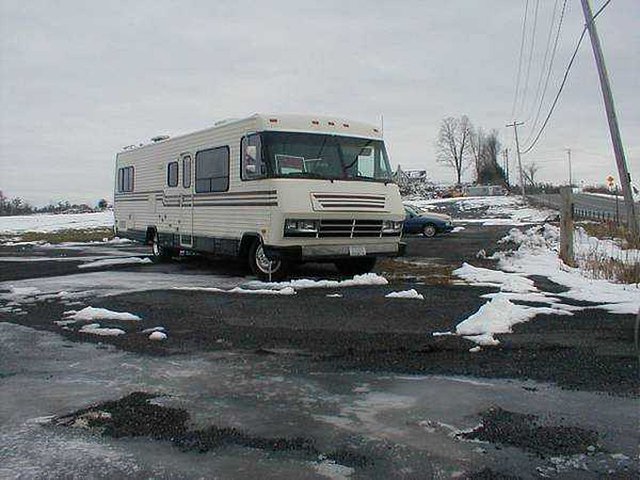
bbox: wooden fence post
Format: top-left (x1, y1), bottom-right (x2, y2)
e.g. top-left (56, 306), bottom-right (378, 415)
top-left (560, 186), bottom-right (575, 266)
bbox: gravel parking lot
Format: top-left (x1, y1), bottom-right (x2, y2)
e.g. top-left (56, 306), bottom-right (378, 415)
top-left (1, 217), bottom-right (638, 479)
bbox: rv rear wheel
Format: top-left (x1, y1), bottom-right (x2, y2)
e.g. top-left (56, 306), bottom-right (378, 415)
top-left (334, 257), bottom-right (376, 276)
top-left (248, 241), bottom-right (288, 281)
top-left (151, 231), bottom-right (174, 262)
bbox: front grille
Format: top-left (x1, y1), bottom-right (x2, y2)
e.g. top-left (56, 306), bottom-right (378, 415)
top-left (311, 193), bottom-right (386, 211)
top-left (318, 219), bottom-right (383, 238)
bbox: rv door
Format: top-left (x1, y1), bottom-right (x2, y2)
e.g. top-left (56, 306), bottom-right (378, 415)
top-left (179, 153), bottom-right (194, 247)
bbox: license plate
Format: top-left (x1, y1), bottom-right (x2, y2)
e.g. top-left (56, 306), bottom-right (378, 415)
top-left (349, 246), bottom-right (366, 256)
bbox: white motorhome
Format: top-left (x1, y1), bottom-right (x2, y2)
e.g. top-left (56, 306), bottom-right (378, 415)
top-left (114, 114), bottom-right (405, 280)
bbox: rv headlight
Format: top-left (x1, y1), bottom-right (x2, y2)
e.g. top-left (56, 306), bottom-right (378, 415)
top-left (382, 220), bottom-right (403, 233)
top-left (284, 219), bottom-right (319, 234)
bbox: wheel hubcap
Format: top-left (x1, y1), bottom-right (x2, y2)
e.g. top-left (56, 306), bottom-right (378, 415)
top-left (255, 244), bottom-right (280, 274)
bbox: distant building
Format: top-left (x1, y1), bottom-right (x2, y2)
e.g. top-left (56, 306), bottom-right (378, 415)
top-left (393, 165), bottom-right (429, 186)
top-left (465, 185), bottom-right (507, 197)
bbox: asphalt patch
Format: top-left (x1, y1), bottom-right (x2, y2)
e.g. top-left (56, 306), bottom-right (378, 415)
top-left (52, 392), bottom-right (374, 470)
top-left (459, 406), bottom-right (602, 457)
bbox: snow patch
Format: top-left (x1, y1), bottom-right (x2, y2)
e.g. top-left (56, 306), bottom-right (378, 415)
top-left (312, 459), bottom-right (354, 479)
top-left (148, 331), bottom-right (167, 341)
top-left (78, 257), bottom-right (152, 269)
top-left (454, 263), bottom-right (537, 293)
top-left (64, 307), bottom-right (141, 322)
top-left (248, 273), bottom-right (389, 291)
top-left (385, 289), bottom-right (424, 300)
top-left (456, 294), bottom-right (572, 345)
top-left (79, 323), bottom-right (126, 336)
top-left (174, 286), bottom-right (296, 295)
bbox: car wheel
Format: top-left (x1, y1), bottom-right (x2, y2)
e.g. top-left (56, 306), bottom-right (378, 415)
top-left (248, 240), bottom-right (288, 281)
top-left (151, 231), bottom-right (175, 262)
top-left (335, 257), bottom-right (377, 276)
top-left (422, 224), bottom-right (437, 238)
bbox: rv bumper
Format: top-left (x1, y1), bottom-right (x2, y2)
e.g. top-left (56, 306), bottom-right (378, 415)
top-left (263, 241), bottom-right (405, 261)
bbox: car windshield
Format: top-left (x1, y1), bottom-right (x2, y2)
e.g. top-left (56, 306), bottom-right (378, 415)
top-left (261, 131), bottom-right (393, 182)
top-left (404, 205), bottom-right (419, 216)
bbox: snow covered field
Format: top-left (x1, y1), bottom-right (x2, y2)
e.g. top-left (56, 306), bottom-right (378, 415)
top-left (407, 196), bottom-right (557, 226)
top-left (0, 210), bottom-right (114, 234)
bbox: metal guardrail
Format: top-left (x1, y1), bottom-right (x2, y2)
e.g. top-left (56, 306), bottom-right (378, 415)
top-left (573, 206), bottom-right (622, 225)
top-left (526, 195), bottom-right (625, 226)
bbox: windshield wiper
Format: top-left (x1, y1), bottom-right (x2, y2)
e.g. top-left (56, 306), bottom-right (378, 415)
top-left (282, 172), bottom-right (338, 180)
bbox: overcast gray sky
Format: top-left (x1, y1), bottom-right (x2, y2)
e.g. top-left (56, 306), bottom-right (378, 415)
top-left (1, 0), bottom-right (638, 205)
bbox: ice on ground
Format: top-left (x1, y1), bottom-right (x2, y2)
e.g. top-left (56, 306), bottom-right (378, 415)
top-left (469, 346), bottom-right (482, 353)
top-left (248, 273), bottom-right (388, 291)
top-left (79, 323), bottom-right (126, 336)
top-left (456, 294), bottom-right (572, 345)
top-left (0, 211), bottom-right (114, 234)
top-left (63, 306), bottom-right (141, 322)
top-left (1, 286), bottom-right (42, 300)
top-left (452, 226), bottom-right (465, 233)
top-left (0, 271), bottom-right (246, 307)
top-left (78, 257), bottom-right (152, 269)
top-left (454, 263), bottom-right (537, 293)
top-left (148, 331), bottom-right (167, 341)
top-left (385, 289), bottom-right (424, 300)
top-left (326, 294), bottom-right (343, 298)
top-left (174, 286), bottom-right (296, 295)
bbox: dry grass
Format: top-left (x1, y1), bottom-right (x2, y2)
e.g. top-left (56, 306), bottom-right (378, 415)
top-left (578, 221), bottom-right (640, 250)
top-left (377, 258), bottom-right (454, 285)
top-left (3, 227), bottom-right (115, 244)
top-left (578, 254), bottom-right (640, 284)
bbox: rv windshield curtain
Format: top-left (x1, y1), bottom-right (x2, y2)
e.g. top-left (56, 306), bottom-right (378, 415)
top-left (261, 132), bottom-right (392, 182)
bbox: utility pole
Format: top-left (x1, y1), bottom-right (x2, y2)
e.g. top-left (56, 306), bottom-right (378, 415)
top-left (506, 121), bottom-right (525, 199)
top-left (565, 148), bottom-right (572, 186)
top-left (580, 0), bottom-right (639, 237)
top-left (503, 148), bottom-right (510, 185)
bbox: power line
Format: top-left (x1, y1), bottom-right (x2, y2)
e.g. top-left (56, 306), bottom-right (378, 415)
top-left (517, 0), bottom-right (541, 117)
top-left (523, 0), bottom-right (568, 145)
top-left (522, 0), bottom-right (614, 154)
top-left (511, 0), bottom-right (530, 119)
top-left (521, 27), bottom-right (586, 155)
top-left (524, 0), bottom-right (560, 124)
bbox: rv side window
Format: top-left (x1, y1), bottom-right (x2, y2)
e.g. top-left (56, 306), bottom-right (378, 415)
top-left (182, 156), bottom-right (192, 188)
top-left (195, 146), bottom-right (229, 193)
top-left (117, 166), bottom-right (134, 192)
top-left (241, 134), bottom-right (265, 180)
top-left (167, 161), bottom-right (179, 187)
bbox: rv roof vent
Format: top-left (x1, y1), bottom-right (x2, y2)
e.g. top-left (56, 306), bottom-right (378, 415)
top-left (150, 135), bottom-right (170, 143)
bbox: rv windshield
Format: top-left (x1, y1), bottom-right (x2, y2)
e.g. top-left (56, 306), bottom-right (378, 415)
top-left (261, 132), bottom-right (393, 182)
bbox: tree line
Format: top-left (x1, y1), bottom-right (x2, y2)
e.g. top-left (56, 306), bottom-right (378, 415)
top-left (0, 191), bottom-right (109, 216)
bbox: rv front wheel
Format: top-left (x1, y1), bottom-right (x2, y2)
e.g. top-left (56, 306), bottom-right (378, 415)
top-left (248, 241), bottom-right (288, 281)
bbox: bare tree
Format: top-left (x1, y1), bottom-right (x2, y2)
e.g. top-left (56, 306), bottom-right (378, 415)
top-left (523, 162), bottom-right (540, 188)
top-left (436, 116), bottom-right (472, 185)
top-left (469, 126), bottom-right (485, 181)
